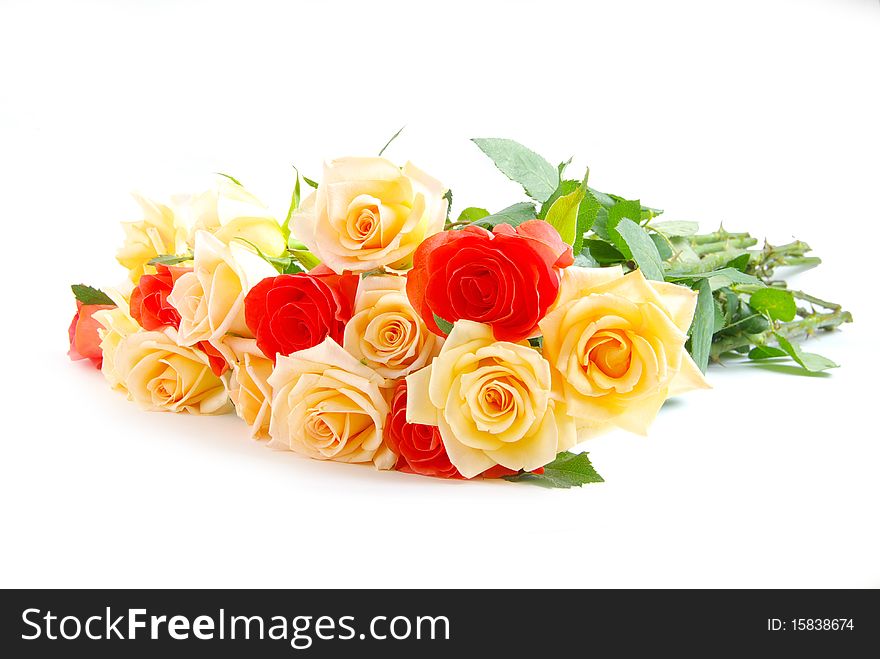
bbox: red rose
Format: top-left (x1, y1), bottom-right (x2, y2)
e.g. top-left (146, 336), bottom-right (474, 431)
top-left (386, 380), bottom-right (462, 479)
top-left (68, 300), bottom-right (115, 368)
top-left (244, 266), bottom-right (358, 361)
top-left (130, 264), bottom-right (190, 331)
top-left (406, 220), bottom-right (573, 342)
top-left (197, 340), bottom-right (230, 377)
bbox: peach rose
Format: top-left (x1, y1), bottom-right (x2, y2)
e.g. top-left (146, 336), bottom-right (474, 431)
top-left (291, 157), bottom-right (447, 274)
top-left (114, 328), bottom-right (231, 414)
top-left (267, 337), bottom-right (395, 469)
top-left (539, 267), bottom-right (710, 436)
top-left (216, 336), bottom-right (274, 439)
top-left (167, 230), bottom-right (276, 347)
top-left (405, 320), bottom-right (576, 478)
top-left (343, 274), bottom-right (442, 380)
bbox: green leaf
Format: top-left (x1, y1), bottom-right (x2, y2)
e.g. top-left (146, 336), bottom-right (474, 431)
top-left (649, 220), bottom-right (699, 237)
top-left (688, 279), bottom-right (714, 373)
top-left (442, 188), bottom-right (453, 221)
top-left (774, 334), bottom-right (838, 372)
top-left (557, 157), bottom-right (573, 179)
top-left (528, 336), bottom-right (544, 349)
top-left (650, 233), bottom-right (673, 260)
top-left (71, 284), bottom-right (115, 306)
top-left (713, 298), bottom-right (726, 332)
top-left (604, 196), bottom-right (644, 257)
top-left (537, 179), bottom-right (578, 219)
top-left (471, 138), bottom-right (558, 202)
top-left (216, 172), bottom-right (243, 186)
top-left (281, 260), bottom-right (304, 275)
top-left (465, 202), bottom-right (537, 229)
top-left (544, 175), bottom-right (587, 248)
top-left (573, 252), bottom-right (599, 267)
top-left (147, 254), bottom-right (193, 266)
top-left (725, 253), bottom-right (751, 272)
top-left (433, 313), bottom-right (454, 335)
top-left (503, 451), bottom-right (604, 489)
top-left (303, 175), bottom-right (319, 189)
top-left (665, 267), bottom-right (763, 288)
top-left (607, 198), bottom-right (643, 237)
top-left (749, 345), bottom-right (788, 360)
top-left (612, 218), bottom-right (665, 281)
top-left (749, 288), bottom-right (797, 322)
top-left (378, 125), bottom-right (405, 157)
top-left (457, 207), bottom-right (490, 223)
top-left (583, 238), bottom-right (625, 265)
top-left (282, 167), bottom-right (302, 244)
top-left (290, 249), bottom-right (321, 271)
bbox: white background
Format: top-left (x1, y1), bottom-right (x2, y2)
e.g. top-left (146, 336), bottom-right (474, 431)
top-left (1, 0), bottom-right (878, 588)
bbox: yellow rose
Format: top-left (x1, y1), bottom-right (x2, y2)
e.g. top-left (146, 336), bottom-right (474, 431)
top-left (406, 320), bottom-right (576, 478)
top-left (167, 230), bottom-right (276, 347)
top-left (184, 177), bottom-right (286, 257)
top-left (267, 337), bottom-right (395, 469)
top-left (117, 194), bottom-right (189, 283)
top-left (216, 336), bottom-right (274, 439)
top-left (291, 157), bottom-right (447, 274)
top-left (93, 287), bottom-right (140, 394)
top-left (343, 274), bottom-right (442, 380)
top-left (114, 328), bottom-right (232, 414)
top-left (539, 267), bottom-right (710, 436)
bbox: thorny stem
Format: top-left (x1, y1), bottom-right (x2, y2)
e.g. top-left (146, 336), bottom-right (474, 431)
top-left (709, 308), bottom-right (853, 361)
top-left (693, 235), bottom-right (758, 256)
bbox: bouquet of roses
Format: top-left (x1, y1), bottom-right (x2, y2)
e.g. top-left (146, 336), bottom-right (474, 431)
top-left (68, 137), bottom-right (850, 487)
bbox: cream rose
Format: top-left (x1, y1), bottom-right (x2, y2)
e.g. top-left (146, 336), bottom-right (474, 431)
top-left (343, 274), bottom-right (442, 380)
top-left (216, 336), bottom-right (274, 439)
top-left (183, 176), bottom-right (286, 257)
top-left (406, 320), bottom-right (576, 478)
top-left (267, 337), bottom-right (395, 469)
top-left (93, 287), bottom-right (140, 394)
top-left (114, 328), bottom-right (231, 414)
top-left (291, 157), bottom-right (447, 274)
top-left (539, 267), bottom-right (710, 436)
top-left (167, 230), bottom-right (276, 347)
top-left (117, 194), bottom-right (189, 283)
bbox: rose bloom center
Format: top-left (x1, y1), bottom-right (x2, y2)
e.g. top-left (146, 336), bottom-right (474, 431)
top-left (347, 204), bottom-right (380, 243)
top-left (584, 329), bottom-right (632, 379)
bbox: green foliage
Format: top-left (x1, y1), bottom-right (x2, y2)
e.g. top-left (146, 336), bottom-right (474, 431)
top-left (773, 334), bottom-right (838, 372)
top-left (504, 451), bottom-right (604, 488)
top-left (216, 172), bottom-right (243, 186)
top-left (71, 284), bottom-right (115, 306)
top-left (544, 173), bottom-right (588, 250)
top-left (378, 125), bottom-right (405, 157)
top-left (612, 218), bottom-right (665, 281)
top-left (748, 345), bottom-right (787, 359)
top-left (462, 202), bottom-right (537, 229)
top-left (148, 254), bottom-right (192, 266)
top-left (282, 166), bottom-right (302, 245)
top-left (471, 138), bottom-right (559, 202)
top-left (582, 238), bottom-right (625, 265)
top-left (687, 279), bottom-right (714, 372)
top-left (749, 288), bottom-right (797, 322)
top-left (457, 207), bottom-right (490, 223)
top-left (649, 220), bottom-right (699, 237)
top-left (433, 313), bottom-right (454, 335)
